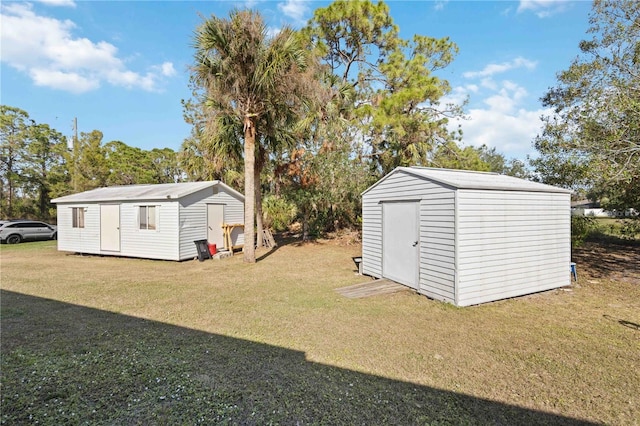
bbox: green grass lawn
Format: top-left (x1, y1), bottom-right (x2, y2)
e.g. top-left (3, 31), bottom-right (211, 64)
top-left (1, 240), bottom-right (639, 424)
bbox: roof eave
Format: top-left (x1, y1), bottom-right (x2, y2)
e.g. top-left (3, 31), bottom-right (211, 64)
top-left (361, 167), bottom-right (573, 196)
top-left (52, 181), bottom-right (246, 204)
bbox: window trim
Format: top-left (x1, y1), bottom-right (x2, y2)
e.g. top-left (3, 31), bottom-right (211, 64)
top-left (138, 205), bottom-right (158, 231)
top-left (72, 207), bottom-right (85, 228)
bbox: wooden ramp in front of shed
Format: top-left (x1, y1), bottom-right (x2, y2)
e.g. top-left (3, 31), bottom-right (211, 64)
top-left (336, 279), bottom-right (409, 299)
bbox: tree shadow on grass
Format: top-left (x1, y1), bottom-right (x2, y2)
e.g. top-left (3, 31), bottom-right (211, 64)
top-left (572, 241), bottom-right (640, 282)
top-left (255, 233), bottom-right (300, 262)
top-left (1, 290), bottom-right (595, 425)
top-left (603, 314), bottom-right (640, 331)
top-left (255, 232), bottom-right (331, 263)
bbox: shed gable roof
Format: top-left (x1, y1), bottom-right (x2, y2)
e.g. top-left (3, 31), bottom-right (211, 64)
top-left (52, 181), bottom-right (244, 203)
top-left (363, 167), bottom-right (572, 195)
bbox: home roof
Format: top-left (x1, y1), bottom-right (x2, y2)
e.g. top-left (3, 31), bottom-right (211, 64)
top-left (362, 167), bottom-right (572, 195)
top-left (52, 181), bottom-right (244, 203)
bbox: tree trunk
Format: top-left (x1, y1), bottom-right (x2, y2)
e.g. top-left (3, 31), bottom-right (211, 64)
top-left (302, 215), bottom-right (310, 241)
top-left (7, 156), bottom-right (14, 218)
top-left (7, 178), bottom-right (13, 218)
top-left (39, 161), bottom-right (48, 220)
top-left (243, 116), bottom-right (256, 263)
top-left (255, 146), bottom-right (264, 248)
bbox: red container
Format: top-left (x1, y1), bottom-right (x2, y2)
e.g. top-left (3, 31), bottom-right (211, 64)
top-left (208, 243), bottom-right (217, 256)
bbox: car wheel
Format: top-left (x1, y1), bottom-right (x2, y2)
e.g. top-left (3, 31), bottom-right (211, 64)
top-left (6, 234), bottom-right (22, 244)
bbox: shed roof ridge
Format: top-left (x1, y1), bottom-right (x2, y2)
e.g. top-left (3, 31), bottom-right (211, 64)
top-left (405, 166), bottom-right (500, 176)
top-left (362, 166), bottom-right (571, 195)
top-left (51, 180), bottom-right (235, 203)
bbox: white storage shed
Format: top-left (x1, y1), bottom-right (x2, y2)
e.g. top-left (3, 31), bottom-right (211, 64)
top-left (361, 167), bottom-right (572, 306)
top-left (52, 181), bottom-right (244, 261)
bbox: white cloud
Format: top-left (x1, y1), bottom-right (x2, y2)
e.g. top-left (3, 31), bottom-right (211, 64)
top-left (30, 68), bottom-right (98, 93)
top-left (448, 79), bottom-right (548, 158)
top-left (480, 78), bottom-right (498, 91)
top-left (441, 85), bottom-right (474, 107)
top-left (266, 26), bottom-right (282, 38)
top-left (517, 0), bottom-right (569, 18)
top-left (442, 87), bottom-right (469, 107)
top-left (434, 1), bottom-right (449, 11)
top-left (243, 0), bottom-right (264, 8)
top-left (36, 0), bottom-right (76, 7)
top-left (453, 106), bottom-right (548, 156)
top-left (501, 6), bottom-right (514, 16)
top-left (465, 84), bottom-right (479, 93)
top-left (483, 80), bottom-right (528, 114)
top-left (105, 68), bottom-right (157, 91)
top-left (277, 0), bottom-right (309, 25)
top-left (463, 57), bottom-right (537, 79)
top-left (159, 62), bottom-right (176, 77)
top-left (0, 3), bottom-right (176, 94)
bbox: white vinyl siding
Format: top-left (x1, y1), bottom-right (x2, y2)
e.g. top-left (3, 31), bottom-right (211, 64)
top-left (362, 170), bottom-right (456, 304)
top-left (119, 202), bottom-right (179, 260)
top-left (420, 191), bottom-right (455, 303)
top-left (362, 167), bottom-right (571, 307)
top-left (54, 182), bottom-right (244, 261)
top-left (177, 186), bottom-right (245, 260)
top-left (57, 204), bottom-right (101, 253)
top-left (456, 190), bottom-right (570, 306)
top-left (361, 201), bottom-right (382, 277)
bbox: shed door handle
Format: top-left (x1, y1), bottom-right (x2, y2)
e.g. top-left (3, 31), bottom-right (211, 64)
top-left (412, 241), bottom-right (419, 247)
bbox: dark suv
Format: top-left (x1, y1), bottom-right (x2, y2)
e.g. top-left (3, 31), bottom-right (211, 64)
top-left (0, 220), bottom-right (57, 244)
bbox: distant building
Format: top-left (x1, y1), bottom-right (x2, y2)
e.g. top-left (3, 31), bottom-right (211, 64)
top-left (571, 200), bottom-right (636, 217)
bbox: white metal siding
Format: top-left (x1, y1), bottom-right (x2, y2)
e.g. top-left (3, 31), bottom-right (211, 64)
top-left (362, 171), bottom-right (456, 303)
top-left (362, 201), bottom-right (382, 277)
top-left (420, 191), bottom-right (456, 303)
top-left (456, 190), bottom-right (571, 306)
top-left (57, 202), bottom-right (180, 260)
top-left (56, 204), bottom-right (101, 253)
top-left (118, 202), bottom-right (180, 260)
top-left (177, 187), bottom-right (245, 260)
top-left (55, 183), bottom-right (245, 261)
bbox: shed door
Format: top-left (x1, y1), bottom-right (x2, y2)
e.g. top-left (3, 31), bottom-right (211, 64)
top-left (383, 201), bottom-right (419, 289)
top-left (207, 204), bottom-right (224, 248)
top-left (100, 204), bottom-right (120, 252)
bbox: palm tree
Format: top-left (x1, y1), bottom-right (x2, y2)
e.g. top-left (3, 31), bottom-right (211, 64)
top-left (192, 9), bottom-right (308, 262)
top-left (179, 109), bottom-right (244, 187)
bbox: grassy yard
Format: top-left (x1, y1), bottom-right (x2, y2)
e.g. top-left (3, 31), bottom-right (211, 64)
top-left (591, 217), bottom-right (640, 241)
top-left (1, 239), bottom-right (639, 425)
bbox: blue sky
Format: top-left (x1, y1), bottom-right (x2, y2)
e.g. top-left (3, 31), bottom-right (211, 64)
top-left (1, 0), bottom-right (593, 161)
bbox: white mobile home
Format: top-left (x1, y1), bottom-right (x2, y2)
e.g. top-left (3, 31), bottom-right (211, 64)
top-left (362, 167), bottom-right (571, 306)
top-left (52, 181), bottom-right (244, 261)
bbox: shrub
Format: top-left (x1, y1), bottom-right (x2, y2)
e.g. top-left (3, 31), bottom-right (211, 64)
top-left (619, 218), bottom-right (640, 240)
top-left (263, 196), bottom-right (297, 232)
top-left (571, 215), bottom-right (597, 247)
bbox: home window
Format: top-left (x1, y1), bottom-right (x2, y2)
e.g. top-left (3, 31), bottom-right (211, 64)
top-left (139, 206), bottom-right (157, 230)
top-left (72, 207), bottom-right (85, 228)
